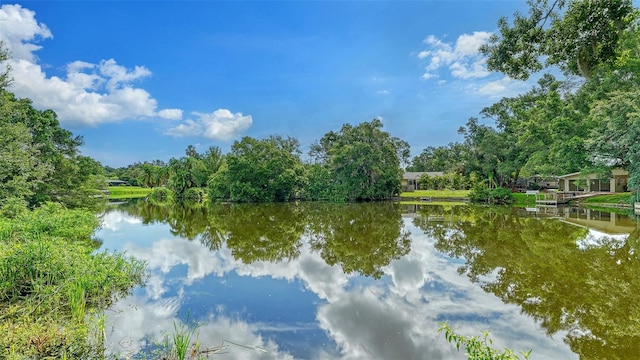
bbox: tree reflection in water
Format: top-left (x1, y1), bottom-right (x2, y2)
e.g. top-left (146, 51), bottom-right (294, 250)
top-left (110, 200), bottom-right (640, 358)
top-left (115, 200), bottom-right (411, 278)
top-left (412, 204), bottom-right (640, 359)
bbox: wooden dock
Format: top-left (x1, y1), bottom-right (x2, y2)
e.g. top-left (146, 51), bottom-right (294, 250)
top-left (530, 191), bottom-right (574, 206)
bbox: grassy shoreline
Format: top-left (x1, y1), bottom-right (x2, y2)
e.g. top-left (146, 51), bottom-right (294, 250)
top-left (399, 190), bottom-right (470, 199)
top-left (108, 186), bottom-right (153, 199)
top-left (0, 203), bottom-right (145, 358)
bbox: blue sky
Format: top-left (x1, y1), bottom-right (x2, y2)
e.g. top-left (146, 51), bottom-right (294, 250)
top-left (0, 1), bottom-right (534, 167)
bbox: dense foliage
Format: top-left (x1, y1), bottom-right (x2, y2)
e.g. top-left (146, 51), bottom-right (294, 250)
top-left (0, 89), bottom-right (105, 209)
top-left (308, 119), bottom-right (410, 201)
top-left (480, 0), bottom-right (637, 80)
top-left (209, 136), bottom-right (304, 202)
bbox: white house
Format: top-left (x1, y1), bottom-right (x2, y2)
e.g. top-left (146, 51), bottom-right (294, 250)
top-left (557, 168), bottom-right (629, 193)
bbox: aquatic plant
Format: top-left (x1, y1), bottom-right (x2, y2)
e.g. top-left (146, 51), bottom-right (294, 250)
top-left (439, 323), bottom-right (531, 360)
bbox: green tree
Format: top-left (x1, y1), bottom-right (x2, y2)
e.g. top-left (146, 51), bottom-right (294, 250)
top-left (0, 89), bottom-right (104, 208)
top-left (301, 163), bottom-right (335, 201)
top-left (481, 0), bottom-right (638, 80)
top-left (586, 89), bottom-right (640, 190)
top-left (0, 42), bottom-right (10, 90)
top-left (211, 135), bottom-right (304, 202)
top-left (407, 143), bottom-right (467, 173)
top-left (310, 119), bottom-right (409, 201)
top-left (0, 122), bottom-right (52, 206)
top-left (167, 157), bottom-right (198, 198)
top-left (457, 117), bottom-right (512, 186)
top-left (479, 75), bottom-right (592, 178)
top-left (137, 163), bottom-right (156, 188)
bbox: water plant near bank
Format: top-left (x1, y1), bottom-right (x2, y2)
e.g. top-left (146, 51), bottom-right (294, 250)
top-left (440, 323), bottom-right (531, 360)
top-left (0, 202), bottom-right (145, 359)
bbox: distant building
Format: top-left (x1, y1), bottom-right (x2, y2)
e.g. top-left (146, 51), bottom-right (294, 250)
top-left (107, 179), bottom-right (130, 186)
top-left (402, 171), bottom-right (444, 191)
top-left (557, 168), bottom-right (629, 193)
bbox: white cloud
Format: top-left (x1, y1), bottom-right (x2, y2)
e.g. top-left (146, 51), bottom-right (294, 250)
top-left (157, 108), bottom-right (183, 120)
top-left (455, 32), bottom-right (492, 56)
top-left (0, 4), bottom-right (183, 126)
top-left (421, 72), bottom-right (437, 80)
top-left (165, 109), bottom-right (253, 141)
top-left (417, 31), bottom-right (492, 80)
top-left (0, 4), bottom-right (51, 62)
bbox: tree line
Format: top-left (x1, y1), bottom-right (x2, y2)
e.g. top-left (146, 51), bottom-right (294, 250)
top-left (110, 119), bottom-right (409, 203)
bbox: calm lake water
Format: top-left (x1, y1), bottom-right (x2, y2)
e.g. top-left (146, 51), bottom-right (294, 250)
top-left (98, 201), bottom-right (640, 359)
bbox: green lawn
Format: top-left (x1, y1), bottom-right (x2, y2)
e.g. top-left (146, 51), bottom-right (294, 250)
top-left (581, 192), bottom-right (633, 205)
top-left (399, 200), bottom-right (468, 206)
top-left (399, 189), bottom-right (470, 198)
top-left (107, 186), bottom-right (153, 199)
top-left (512, 192), bottom-right (537, 206)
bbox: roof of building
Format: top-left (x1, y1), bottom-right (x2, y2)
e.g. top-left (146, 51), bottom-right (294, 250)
top-left (107, 179), bottom-right (129, 185)
top-left (557, 168), bottom-right (628, 179)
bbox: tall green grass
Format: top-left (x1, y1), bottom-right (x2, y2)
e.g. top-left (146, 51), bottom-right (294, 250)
top-left (173, 319), bottom-right (200, 360)
top-left (0, 202), bottom-right (145, 358)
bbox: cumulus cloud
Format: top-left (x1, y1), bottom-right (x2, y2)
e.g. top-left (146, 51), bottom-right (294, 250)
top-left (417, 31), bottom-right (492, 80)
top-left (165, 109), bottom-right (253, 141)
top-left (0, 4), bottom-right (183, 126)
top-left (157, 108), bottom-right (183, 120)
top-left (0, 4), bottom-right (51, 62)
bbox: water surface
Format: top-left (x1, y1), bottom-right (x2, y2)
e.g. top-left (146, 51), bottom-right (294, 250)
top-left (98, 201), bottom-right (639, 359)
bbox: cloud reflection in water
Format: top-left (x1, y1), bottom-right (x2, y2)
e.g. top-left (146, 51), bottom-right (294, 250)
top-left (99, 209), bottom-right (576, 359)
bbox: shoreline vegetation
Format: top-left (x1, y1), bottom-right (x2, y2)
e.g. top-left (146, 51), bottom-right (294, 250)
top-left (120, 186), bottom-right (635, 210)
top-left (397, 190), bottom-right (636, 210)
top-left (0, 203), bottom-right (145, 359)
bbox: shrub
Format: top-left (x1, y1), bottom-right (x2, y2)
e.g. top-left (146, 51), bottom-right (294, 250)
top-left (0, 197), bottom-right (28, 219)
top-left (149, 187), bottom-right (173, 204)
top-left (469, 186), bottom-right (513, 204)
top-left (183, 187), bottom-right (205, 202)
